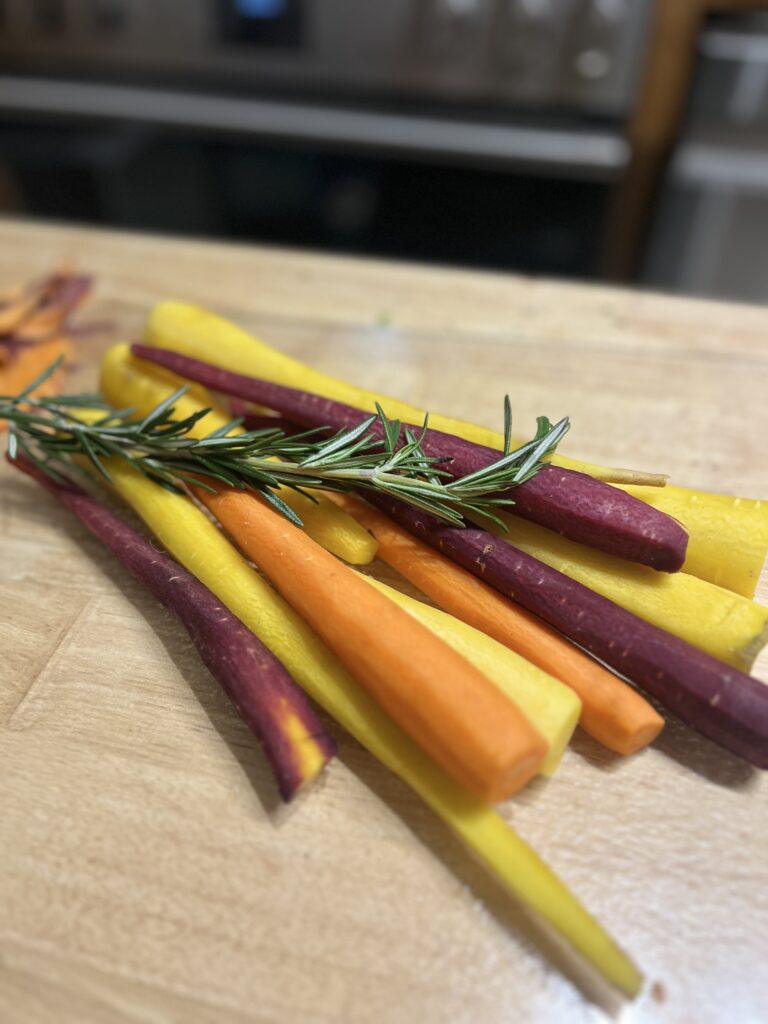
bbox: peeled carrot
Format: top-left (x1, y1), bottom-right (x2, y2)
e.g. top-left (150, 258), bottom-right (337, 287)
top-left (370, 493), bottom-right (768, 768)
top-left (615, 483), bottom-right (768, 600)
top-left (10, 453), bottom-right (335, 801)
top-left (490, 511), bottom-right (768, 672)
top-left (100, 459), bottom-right (641, 995)
top-left (100, 343), bottom-right (378, 566)
top-left (145, 299), bottom-right (661, 485)
top-left (363, 574), bottom-right (582, 775)
top-left (192, 483), bottom-right (547, 803)
top-left (131, 343), bottom-right (688, 572)
top-left (332, 494), bottom-right (664, 756)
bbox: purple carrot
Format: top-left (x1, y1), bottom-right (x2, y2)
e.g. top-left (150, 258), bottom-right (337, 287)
top-left (131, 344), bottom-right (688, 572)
top-left (10, 454), bottom-right (336, 800)
top-left (228, 397), bottom-right (300, 436)
top-left (42, 273), bottom-right (93, 315)
top-left (362, 491), bottom-right (768, 769)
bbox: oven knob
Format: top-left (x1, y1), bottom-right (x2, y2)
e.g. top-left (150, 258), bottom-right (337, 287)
top-left (572, 0), bottom-right (627, 81)
top-left (574, 48), bottom-right (612, 80)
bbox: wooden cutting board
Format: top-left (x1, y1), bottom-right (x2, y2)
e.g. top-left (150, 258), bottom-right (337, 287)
top-left (1, 219), bottom-right (766, 1024)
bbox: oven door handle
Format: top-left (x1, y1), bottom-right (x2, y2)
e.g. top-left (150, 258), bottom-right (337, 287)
top-left (0, 76), bottom-right (629, 180)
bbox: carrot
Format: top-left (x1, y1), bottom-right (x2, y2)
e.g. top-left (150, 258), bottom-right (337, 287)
top-left (332, 494), bottom-right (663, 756)
top-left (98, 459), bottom-right (641, 995)
top-left (100, 343), bottom-right (378, 566)
top-left (131, 343), bottom-right (689, 572)
top-left (145, 299), bottom-right (662, 485)
top-left (1, 270), bottom-right (94, 422)
top-left (614, 483), bottom-right (768, 600)
top-left (0, 295), bottom-right (38, 335)
top-left (0, 270), bottom-right (92, 339)
top-left (0, 338), bottom-right (72, 428)
top-left (490, 512), bottom-right (768, 672)
top-left (362, 574), bottom-right (582, 775)
top-left (10, 453), bottom-right (335, 801)
top-left (192, 482), bottom-right (547, 803)
top-left (14, 273), bottom-right (92, 339)
top-left (367, 493), bottom-right (768, 768)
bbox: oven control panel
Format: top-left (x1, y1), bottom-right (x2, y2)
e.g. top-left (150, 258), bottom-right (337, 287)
top-left (0, 0), bottom-right (653, 115)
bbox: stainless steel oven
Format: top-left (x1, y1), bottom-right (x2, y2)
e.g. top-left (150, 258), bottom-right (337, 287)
top-left (644, 12), bottom-right (768, 303)
top-left (0, 0), bottom-right (654, 276)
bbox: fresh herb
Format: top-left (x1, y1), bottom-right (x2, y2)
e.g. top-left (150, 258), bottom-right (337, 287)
top-left (1, 357), bottom-right (569, 529)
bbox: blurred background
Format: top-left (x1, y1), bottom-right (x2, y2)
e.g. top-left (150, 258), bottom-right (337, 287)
top-left (0, 0), bottom-right (767, 302)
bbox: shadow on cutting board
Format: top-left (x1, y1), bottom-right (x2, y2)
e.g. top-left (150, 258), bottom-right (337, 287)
top-left (569, 723), bottom-right (757, 791)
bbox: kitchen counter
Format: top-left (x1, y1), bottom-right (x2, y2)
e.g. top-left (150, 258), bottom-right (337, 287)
top-left (1, 219), bottom-right (766, 1024)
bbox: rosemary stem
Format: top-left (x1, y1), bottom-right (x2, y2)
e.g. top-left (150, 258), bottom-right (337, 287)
top-left (1, 361), bottom-right (569, 530)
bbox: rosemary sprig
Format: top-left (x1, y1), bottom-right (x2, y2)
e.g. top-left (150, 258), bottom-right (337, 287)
top-left (1, 357), bottom-right (569, 529)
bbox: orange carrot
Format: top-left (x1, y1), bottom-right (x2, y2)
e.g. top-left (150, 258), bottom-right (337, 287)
top-left (331, 494), bottom-right (664, 756)
top-left (0, 338), bottom-right (72, 428)
top-left (0, 296), bottom-right (39, 335)
top-left (193, 483), bottom-right (547, 803)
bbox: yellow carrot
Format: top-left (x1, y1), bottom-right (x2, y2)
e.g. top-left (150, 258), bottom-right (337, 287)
top-left (101, 458), bottom-right (642, 995)
top-left (145, 302), bottom-right (768, 594)
top-left (100, 340), bottom-right (233, 434)
top-left (615, 483), bottom-right (768, 600)
top-left (487, 513), bottom-right (768, 672)
top-left (334, 494), bottom-right (663, 756)
top-left (99, 343), bottom-right (378, 565)
top-left (144, 300), bottom-right (662, 485)
top-left (363, 575), bottom-right (581, 776)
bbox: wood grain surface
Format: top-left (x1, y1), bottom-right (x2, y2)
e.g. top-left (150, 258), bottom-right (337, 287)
top-left (1, 219), bottom-right (766, 1024)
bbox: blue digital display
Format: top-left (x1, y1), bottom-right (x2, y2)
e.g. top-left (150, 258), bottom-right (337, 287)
top-left (234, 0), bottom-right (287, 17)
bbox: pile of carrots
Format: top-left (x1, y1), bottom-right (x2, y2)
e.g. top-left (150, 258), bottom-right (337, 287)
top-left (0, 269), bottom-right (93, 412)
top-left (7, 288), bottom-right (768, 1002)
